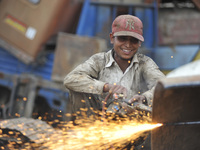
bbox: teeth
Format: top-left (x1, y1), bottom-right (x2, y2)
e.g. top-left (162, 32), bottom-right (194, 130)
top-left (123, 49), bottom-right (131, 52)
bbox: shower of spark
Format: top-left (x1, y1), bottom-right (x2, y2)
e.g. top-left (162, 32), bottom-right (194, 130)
top-left (0, 118), bottom-right (162, 149)
top-left (43, 120), bottom-right (162, 150)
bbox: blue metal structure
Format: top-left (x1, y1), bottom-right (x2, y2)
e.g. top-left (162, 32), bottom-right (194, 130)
top-left (0, 47), bottom-right (54, 80)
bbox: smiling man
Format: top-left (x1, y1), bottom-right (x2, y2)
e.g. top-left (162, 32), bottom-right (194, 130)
top-left (64, 15), bottom-right (165, 121)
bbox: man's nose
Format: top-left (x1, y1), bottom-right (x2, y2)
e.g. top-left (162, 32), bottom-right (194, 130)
top-left (124, 39), bottom-right (132, 47)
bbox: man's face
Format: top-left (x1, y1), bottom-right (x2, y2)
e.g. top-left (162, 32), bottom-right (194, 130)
top-left (110, 33), bottom-right (141, 60)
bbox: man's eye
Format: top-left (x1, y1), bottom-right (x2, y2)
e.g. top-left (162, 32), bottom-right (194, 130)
top-left (131, 39), bottom-right (139, 43)
top-left (118, 36), bottom-right (127, 41)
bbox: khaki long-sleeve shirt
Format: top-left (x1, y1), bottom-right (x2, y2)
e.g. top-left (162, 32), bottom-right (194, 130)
top-left (64, 49), bottom-right (165, 106)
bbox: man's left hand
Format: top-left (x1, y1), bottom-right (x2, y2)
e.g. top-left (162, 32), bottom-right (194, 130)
top-left (128, 95), bottom-right (147, 104)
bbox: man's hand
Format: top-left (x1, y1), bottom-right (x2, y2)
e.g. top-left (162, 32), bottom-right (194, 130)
top-left (128, 94), bottom-right (147, 104)
top-left (121, 102), bottom-right (135, 114)
top-left (103, 83), bottom-right (128, 98)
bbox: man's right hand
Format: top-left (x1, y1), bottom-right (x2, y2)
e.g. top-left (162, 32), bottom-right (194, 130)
top-left (103, 83), bottom-right (128, 98)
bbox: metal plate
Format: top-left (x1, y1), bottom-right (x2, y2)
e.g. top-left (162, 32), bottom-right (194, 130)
top-left (152, 124), bottom-right (200, 150)
top-left (151, 75), bottom-right (200, 150)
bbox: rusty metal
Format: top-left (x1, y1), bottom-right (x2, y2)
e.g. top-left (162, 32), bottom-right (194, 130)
top-left (152, 75), bottom-right (200, 150)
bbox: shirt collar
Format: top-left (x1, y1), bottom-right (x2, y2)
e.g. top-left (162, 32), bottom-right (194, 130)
top-left (130, 53), bottom-right (139, 70)
top-left (105, 49), bottom-right (115, 68)
top-left (105, 49), bottom-right (139, 68)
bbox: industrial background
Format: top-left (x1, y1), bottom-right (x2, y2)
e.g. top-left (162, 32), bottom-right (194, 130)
top-left (0, 0), bottom-right (200, 149)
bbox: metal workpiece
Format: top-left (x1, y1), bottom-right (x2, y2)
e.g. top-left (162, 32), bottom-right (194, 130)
top-left (152, 75), bottom-right (200, 124)
top-left (151, 75), bottom-right (200, 150)
top-left (105, 95), bottom-right (152, 120)
top-left (134, 102), bottom-right (152, 114)
top-left (122, 99), bottom-right (152, 114)
top-left (111, 93), bottom-right (152, 114)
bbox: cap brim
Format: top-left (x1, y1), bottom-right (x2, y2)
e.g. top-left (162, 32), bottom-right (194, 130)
top-left (114, 31), bottom-right (144, 42)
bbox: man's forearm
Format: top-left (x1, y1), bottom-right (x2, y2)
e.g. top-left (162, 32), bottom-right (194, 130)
top-left (64, 73), bottom-right (106, 94)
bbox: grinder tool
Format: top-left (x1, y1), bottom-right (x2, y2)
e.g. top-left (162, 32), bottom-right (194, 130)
top-left (106, 94), bottom-right (152, 117)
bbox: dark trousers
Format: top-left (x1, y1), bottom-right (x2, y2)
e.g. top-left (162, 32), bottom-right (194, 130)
top-left (65, 90), bottom-right (102, 122)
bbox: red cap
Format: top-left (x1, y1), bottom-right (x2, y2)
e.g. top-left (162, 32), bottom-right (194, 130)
top-left (112, 15), bottom-right (144, 42)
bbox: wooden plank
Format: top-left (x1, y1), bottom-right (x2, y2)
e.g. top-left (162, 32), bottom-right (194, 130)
top-left (51, 32), bottom-right (107, 82)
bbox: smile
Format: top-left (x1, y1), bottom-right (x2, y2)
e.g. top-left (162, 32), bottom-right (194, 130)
top-left (122, 49), bottom-right (132, 53)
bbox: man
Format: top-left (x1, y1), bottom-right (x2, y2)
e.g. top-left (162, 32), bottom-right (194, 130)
top-left (64, 14), bottom-right (165, 121)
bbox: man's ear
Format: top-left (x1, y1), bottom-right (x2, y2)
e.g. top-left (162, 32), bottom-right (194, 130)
top-left (109, 33), bottom-right (114, 44)
top-left (139, 41), bottom-right (142, 47)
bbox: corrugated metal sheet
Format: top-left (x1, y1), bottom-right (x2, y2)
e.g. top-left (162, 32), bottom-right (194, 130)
top-left (0, 47), bottom-right (54, 80)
